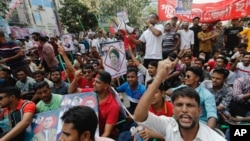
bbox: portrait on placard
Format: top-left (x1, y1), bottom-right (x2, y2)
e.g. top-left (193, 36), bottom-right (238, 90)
top-left (61, 34), bottom-right (74, 51)
top-left (101, 41), bottom-right (127, 78)
top-left (175, 0), bottom-right (193, 14)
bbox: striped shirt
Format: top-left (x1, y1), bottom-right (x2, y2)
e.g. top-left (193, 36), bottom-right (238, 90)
top-left (0, 41), bottom-right (26, 69)
top-left (233, 75), bottom-right (250, 103)
top-left (162, 31), bottom-right (178, 51)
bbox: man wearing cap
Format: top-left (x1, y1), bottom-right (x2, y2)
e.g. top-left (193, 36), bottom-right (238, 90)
top-left (68, 70), bottom-right (120, 138)
top-left (190, 17), bottom-right (202, 58)
top-left (128, 13), bottom-right (164, 68)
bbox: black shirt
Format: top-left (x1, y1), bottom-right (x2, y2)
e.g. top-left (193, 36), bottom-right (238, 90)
top-left (224, 26), bottom-right (243, 50)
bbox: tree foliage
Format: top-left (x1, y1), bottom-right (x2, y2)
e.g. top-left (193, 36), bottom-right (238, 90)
top-left (85, 0), bottom-right (150, 27)
top-left (0, 1), bottom-right (9, 18)
top-left (58, 0), bottom-right (98, 33)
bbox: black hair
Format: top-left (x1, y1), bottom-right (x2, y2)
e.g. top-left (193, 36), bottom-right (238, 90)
top-left (34, 81), bottom-right (50, 92)
top-left (183, 54), bottom-right (192, 60)
top-left (82, 64), bottom-right (94, 71)
top-left (24, 36), bottom-right (29, 39)
top-left (146, 79), bottom-right (167, 91)
top-left (238, 43), bottom-right (247, 49)
top-left (16, 69), bottom-right (27, 75)
top-left (216, 56), bottom-right (228, 65)
top-left (149, 13), bottom-right (159, 20)
top-left (186, 66), bottom-right (204, 82)
top-left (127, 67), bottom-right (138, 75)
top-left (0, 86), bottom-right (21, 99)
top-left (38, 36), bottom-right (47, 42)
top-left (243, 52), bottom-right (250, 57)
top-left (33, 70), bottom-right (45, 76)
top-left (148, 61), bottom-right (158, 68)
top-left (31, 32), bottom-right (40, 37)
top-left (194, 58), bottom-right (205, 65)
top-left (0, 68), bottom-right (12, 75)
top-left (97, 71), bottom-right (112, 84)
top-left (212, 67), bottom-right (229, 79)
top-left (61, 106), bottom-right (98, 139)
top-left (109, 48), bottom-right (120, 59)
top-left (50, 68), bottom-right (61, 76)
top-left (172, 87), bottom-right (200, 107)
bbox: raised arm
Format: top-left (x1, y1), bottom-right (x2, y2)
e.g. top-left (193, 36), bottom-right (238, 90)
top-left (68, 70), bottom-right (82, 93)
top-left (58, 46), bottom-right (75, 74)
top-left (133, 60), bottom-right (173, 122)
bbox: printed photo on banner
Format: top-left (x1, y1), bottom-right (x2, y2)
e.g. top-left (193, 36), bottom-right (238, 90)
top-left (101, 41), bottom-right (127, 78)
top-left (24, 92), bottom-right (98, 141)
top-left (117, 10), bottom-right (129, 23)
top-left (175, 0), bottom-right (193, 14)
top-left (61, 34), bottom-right (74, 51)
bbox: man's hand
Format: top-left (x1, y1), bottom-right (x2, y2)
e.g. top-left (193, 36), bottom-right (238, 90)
top-left (138, 127), bottom-right (152, 140)
top-left (74, 70), bottom-right (83, 81)
top-left (155, 60), bottom-right (173, 82)
top-left (0, 58), bottom-right (8, 64)
top-left (58, 46), bottom-right (67, 56)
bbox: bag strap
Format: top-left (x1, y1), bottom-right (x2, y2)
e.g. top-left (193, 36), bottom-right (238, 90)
top-left (20, 100), bottom-right (30, 119)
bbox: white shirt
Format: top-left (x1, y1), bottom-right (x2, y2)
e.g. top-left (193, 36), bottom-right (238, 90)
top-left (137, 64), bottom-right (153, 85)
top-left (177, 29), bottom-right (194, 49)
top-left (235, 62), bottom-right (250, 77)
top-left (138, 112), bottom-right (226, 141)
top-left (139, 24), bottom-right (164, 59)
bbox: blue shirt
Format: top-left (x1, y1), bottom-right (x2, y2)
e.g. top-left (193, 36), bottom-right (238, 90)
top-left (51, 81), bottom-right (69, 95)
top-left (117, 82), bottom-right (146, 103)
top-left (172, 85), bottom-right (218, 124)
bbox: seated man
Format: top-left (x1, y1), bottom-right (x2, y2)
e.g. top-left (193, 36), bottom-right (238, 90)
top-left (50, 68), bottom-right (69, 95)
top-left (33, 70), bottom-right (54, 88)
top-left (229, 75), bottom-right (250, 117)
top-left (0, 86), bottom-right (36, 141)
top-left (59, 106), bottom-right (114, 141)
top-left (116, 67), bottom-right (146, 114)
top-left (34, 81), bottom-right (62, 113)
top-left (133, 60), bottom-right (225, 141)
top-left (0, 68), bottom-right (16, 88)
top-left (166, 66), bottom-right (218, 128)
top-left (69, 70), bottom-right (120, 138)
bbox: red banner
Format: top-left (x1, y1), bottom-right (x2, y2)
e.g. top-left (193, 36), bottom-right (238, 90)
top-left (158, 0), bottom-right (250, 22)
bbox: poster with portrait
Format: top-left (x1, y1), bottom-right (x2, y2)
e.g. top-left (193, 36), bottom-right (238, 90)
top-left (101, 41), bottom-right (127, 78)
top-left (175, 0), bottom-right (193, 14)
top-left (24, 92), bottom-right (98, 141)
top-left (61, 34), bottom-right (74, 51)
top-left (117, 10), bottom-right (129, 24)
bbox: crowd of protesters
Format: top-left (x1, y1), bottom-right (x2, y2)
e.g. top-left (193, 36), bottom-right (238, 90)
top-left (0, 13), bottom-right (250, 141)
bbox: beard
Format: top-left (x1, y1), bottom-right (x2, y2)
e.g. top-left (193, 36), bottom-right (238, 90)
top-left (176, 118), bottom-right (197, 129)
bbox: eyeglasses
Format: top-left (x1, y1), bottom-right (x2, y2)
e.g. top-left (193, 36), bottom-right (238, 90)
top-left (185, 75), bottom-right (193, 79)
top-left (0, 95), bottom-right (8, 100)
top-left (83, 70), bottom-right (92, 74)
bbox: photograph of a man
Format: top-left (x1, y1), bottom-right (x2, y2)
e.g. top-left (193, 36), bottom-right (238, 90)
top-left (61, 34), bottom-right (74, 51)
top-left (32, 116), bottom-right (57, 141)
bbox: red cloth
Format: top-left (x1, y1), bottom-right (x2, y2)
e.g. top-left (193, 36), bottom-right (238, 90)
top-left (149, 101), bottom-right (173, 117)
top-left (119, 29), bottom-right (136, 50)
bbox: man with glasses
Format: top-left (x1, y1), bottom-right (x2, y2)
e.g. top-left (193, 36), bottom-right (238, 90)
top-left (166, 66), bottom-right (218, 128)
top-left (0, 86), bottom-right (36, 141)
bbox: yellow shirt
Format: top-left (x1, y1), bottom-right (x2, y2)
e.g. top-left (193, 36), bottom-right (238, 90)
top-left (198, 31), bottom-right (212, 52)
top-left (240, 28), bottom-right (250, 51)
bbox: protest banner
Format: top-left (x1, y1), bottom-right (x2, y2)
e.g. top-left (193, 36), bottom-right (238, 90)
top-left (101, 41), bottom-right (127, 78)
top-left (24, 92), bottom-right (98, 141)
top-left (158, 0), bottom-right (250, 22)
top-left (61, 34), bottom-right (74, 51)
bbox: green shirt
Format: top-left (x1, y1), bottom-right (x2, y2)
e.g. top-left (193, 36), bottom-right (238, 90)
top-left (36, 93), bottom-right (62, 113)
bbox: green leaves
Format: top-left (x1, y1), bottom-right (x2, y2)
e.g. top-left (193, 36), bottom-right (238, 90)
top-left (0, 1), bottom-right (9, 18)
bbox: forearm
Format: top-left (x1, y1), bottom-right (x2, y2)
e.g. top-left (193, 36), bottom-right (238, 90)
top-left (230, 60), bottom-right (239, 71)
top-left (242, 93), bottom-right (250, 100)
top-left (5, 51), bottom-right (25, 62)
top-left (68, 79), bottom-right (79, 93)
top-left (1, 119), bottom-right (31, 140)
top-left (134, 76), bottom-right (162, 122)
top-left (61, 53), bottom-right (75, 73)
top-left (149, 26), bottom-right (161, 36)
top-left (147, 128), bottom-right (165, 141)
top-left (128, 36), bottom-right (142, 45)
top-left (207, 117), bottom-right (217, 128)
top-left (167, 71), bottom-right (180, 79)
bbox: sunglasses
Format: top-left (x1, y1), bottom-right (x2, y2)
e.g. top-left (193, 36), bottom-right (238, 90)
top-left (185, 75), bottom-right (193, 79)
top-left (0, 95), bottom-right (8, 100)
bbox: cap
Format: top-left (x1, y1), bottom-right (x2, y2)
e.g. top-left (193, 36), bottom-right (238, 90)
top-left (76, 52), bottom-right (82, 56)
